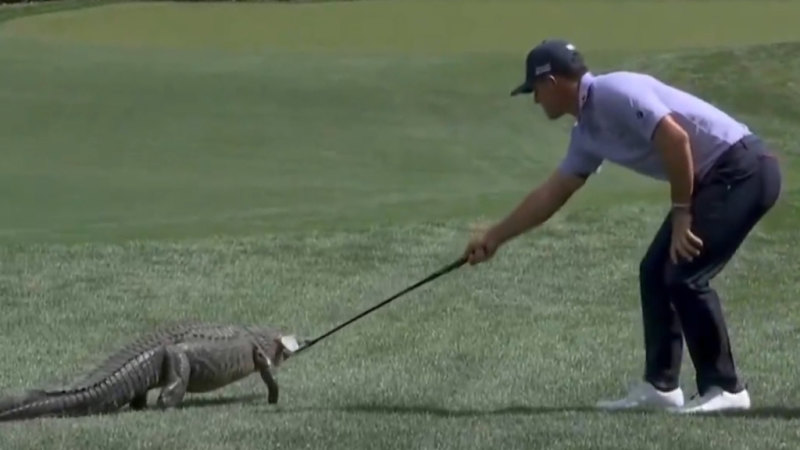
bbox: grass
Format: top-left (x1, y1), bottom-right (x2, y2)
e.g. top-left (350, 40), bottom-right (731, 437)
top-left (1, 0), bottom-right (800, 448)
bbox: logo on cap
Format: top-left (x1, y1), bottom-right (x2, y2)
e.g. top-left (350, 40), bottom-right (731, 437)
top-left (535, 63), bottom-right (551, 76)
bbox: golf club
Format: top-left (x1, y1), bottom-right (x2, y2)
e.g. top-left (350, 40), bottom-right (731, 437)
top-left (281, 255), bottom-right (468, 355)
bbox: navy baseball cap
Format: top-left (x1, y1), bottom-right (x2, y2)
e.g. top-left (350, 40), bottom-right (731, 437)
top-left (510, 39), bottom-right (587, 96)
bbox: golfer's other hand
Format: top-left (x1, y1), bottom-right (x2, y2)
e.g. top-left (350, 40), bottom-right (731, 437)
top-left (463, 232), bottom-right (499, 265)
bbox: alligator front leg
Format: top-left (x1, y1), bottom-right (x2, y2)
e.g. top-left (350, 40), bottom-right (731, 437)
top-left (253, 347), bottom-right (279, 404)
top-left (156, 345), bottom-right (191, 409)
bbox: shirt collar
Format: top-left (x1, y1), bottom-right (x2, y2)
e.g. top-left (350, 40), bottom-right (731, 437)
top-left (578, 71), bottom-right (595, 112)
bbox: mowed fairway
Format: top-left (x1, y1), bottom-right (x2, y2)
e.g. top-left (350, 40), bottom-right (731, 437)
top-left (2, 0), bottom-right (800, 448)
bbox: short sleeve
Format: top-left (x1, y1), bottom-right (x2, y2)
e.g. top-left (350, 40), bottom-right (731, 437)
top-left (596, 78), bottom-right (671, 141)
top-left (558, 130), bottom-right (603, 179)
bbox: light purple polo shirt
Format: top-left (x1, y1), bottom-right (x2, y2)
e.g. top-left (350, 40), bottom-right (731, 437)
top-left (559, 71), bottom-right (751, 181)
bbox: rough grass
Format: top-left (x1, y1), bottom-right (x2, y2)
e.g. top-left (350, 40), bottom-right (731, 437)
top-left (1, 1), bottom-right (800, 449)
top-left (5, 0), bottom-right (800, 53)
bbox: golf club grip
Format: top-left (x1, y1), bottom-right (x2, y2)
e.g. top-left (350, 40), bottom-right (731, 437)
top-left (296, 256), bottom-right (467, 353)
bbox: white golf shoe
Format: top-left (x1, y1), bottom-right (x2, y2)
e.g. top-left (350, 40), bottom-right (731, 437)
top-left (669, 386), bottom-right (751, 414)
top-left (596, 381), bottom-right (684, 411)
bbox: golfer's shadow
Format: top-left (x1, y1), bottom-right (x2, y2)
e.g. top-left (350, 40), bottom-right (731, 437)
top-left (710, 406), bottom-right (800, 420)
top-left (173, 397), bottom-right (596, 416)
top-left (175, 397), bottom-right (593, 415)
top-left (338, 404), bottom-right (597, 417)
top-left (337, 403), bottom-right (800, 420)
top-left (173, 395), bottom-right (800, 420)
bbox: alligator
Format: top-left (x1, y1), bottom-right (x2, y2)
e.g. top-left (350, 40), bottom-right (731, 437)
top-left (0, 322), bottom-right (302, 422)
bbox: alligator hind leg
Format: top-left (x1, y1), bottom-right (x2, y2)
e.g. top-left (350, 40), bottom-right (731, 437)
top-left (130, 393), bottom-right (148, 410)
top-left (253, 347), bottom-right (279, 404)
top-left (156, 346), bottom-right (191, 409)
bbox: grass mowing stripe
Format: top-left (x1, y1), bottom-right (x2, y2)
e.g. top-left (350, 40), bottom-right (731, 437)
top-left (1, 210), bottom-right (799, 448)
top-left (5, 1), bottom-right (800, 53)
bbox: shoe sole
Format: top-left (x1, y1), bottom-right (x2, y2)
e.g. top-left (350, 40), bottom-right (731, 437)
top-left (669, 404), bottom-right (751, 414)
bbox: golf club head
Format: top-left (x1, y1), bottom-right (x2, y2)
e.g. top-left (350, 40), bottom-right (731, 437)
top-left (279, 335), bottom-right (301, 355)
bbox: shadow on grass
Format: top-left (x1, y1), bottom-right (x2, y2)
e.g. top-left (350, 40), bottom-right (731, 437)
top-left (180, 397), bottom-right (591, 416)
top-left (176, 393), bottom-right (266, 409)
top-left (337, 404), bottom-right (599, 417)
top-left (333, 403), bottom-right (800, 420)
top-left (702, 406), bottom-right (800, 420)
top-left (7, 394), bottom-right (800, 423)
top-left (123, 393), bottom-right (800, 421)
top-left (139, 395), bottom-right (800, 422)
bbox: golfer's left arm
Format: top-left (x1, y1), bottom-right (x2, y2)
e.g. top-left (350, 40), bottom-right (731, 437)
top-left (652, 116), bottom-right (694, 208)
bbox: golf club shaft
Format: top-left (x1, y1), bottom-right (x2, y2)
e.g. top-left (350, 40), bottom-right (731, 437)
top-left (295, 255), bottom-right (467, 354)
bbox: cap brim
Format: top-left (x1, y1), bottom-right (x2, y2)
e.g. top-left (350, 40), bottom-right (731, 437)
top-left (510, 82), bottom-right (533, 96)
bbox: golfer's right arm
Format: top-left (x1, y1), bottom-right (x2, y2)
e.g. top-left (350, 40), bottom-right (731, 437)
top-left (487, 169), bottom-right (586, 245)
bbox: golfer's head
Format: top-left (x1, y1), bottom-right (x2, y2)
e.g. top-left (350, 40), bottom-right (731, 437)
top-left (510, 39), bottom-right (587, 119)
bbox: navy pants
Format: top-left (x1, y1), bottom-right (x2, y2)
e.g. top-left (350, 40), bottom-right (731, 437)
top-left (639, 134), bottom-right (782, 395)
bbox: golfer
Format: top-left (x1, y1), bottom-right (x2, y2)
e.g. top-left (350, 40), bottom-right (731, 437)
top-left (463, 38), bottom-right (782, 413)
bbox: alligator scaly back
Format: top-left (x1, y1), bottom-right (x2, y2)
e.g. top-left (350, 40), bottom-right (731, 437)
top-left (0, 322), bottom-right (295, 422)
top-left (0, 323), bottom-right (199, 421)
top-left (67, 322), bottom-right (201, 389)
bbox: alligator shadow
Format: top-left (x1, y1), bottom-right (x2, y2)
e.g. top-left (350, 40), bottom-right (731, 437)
top-left (110, 393), bottom-right (267, 415)
top-left (174, 393), bottom-right (266, 410)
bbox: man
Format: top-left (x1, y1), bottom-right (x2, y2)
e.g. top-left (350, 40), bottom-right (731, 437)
top-left (463, 38), bottom-right (782, 413)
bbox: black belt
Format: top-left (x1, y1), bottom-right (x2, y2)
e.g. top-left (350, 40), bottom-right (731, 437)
top-left (696, 134), bottom-right (769, 188)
